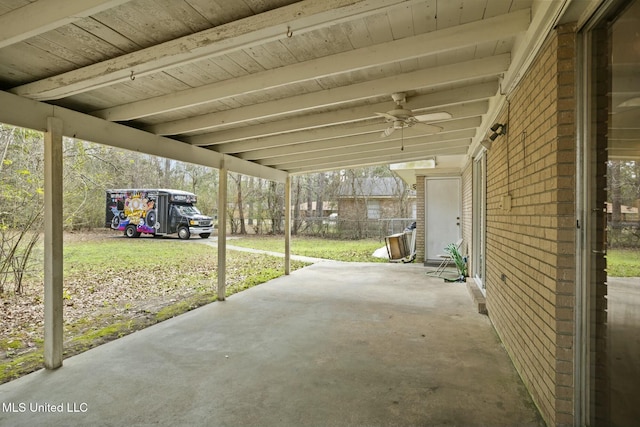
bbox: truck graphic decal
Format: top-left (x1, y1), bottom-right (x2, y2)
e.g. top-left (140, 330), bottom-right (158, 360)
top-left (107, 191), bottom-right (158, 234)
top-left (105, 189), bottom-right (213, 239)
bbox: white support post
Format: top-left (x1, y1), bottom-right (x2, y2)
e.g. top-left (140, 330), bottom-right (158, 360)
top-left (217, 167), bottom-right (227, 301)
top-left (44, 117), bottom-right (63, 369)
top-left (284, 175), bottom-right (291, 275)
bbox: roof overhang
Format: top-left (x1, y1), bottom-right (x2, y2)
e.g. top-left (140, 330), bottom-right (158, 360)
top-left (0, 0), bottom-right (595, 179)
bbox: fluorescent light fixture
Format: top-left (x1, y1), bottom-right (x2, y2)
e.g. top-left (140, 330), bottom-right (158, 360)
top-left (390, 158), bottom-right (436, 169)
top-left (618, 97), bottom-right (640, 108)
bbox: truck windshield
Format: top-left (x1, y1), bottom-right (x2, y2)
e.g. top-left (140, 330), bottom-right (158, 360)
top-left (175, 205), bottom-right (201, 216)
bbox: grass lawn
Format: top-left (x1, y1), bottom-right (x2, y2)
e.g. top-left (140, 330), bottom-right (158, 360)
top-left (607, 249), bottom-right (640, 277)
top-left (228, 235), bottom-right (388, 263)
top-left (0, 234), bottom-right (309, 384)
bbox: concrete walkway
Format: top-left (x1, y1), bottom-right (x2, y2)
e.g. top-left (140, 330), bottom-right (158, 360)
top-left (0, 262), bottom-right (543, 427)
top-left (198, 237), bottom-right (331, 263)
top-left (225, 243), bottom-right (329, 264)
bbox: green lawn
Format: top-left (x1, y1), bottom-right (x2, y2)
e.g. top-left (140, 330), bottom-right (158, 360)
top-left (229, 236), bottom-right (640, 275)
top-left (607, 249), bottom-right (640, 277)
top-left (61, 237), bottom-right (311, 296)
top-left (229, 235), bottom-right (388, 263)
top-left (1, 235), bottom-right (309, 384)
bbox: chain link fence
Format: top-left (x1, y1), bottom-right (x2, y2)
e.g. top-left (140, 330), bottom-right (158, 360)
top-left (290, 217), bottom-right (416, 240)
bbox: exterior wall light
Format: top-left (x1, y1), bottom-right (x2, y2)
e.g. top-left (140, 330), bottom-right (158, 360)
top-left (489, 123), bottom-right (507, 141)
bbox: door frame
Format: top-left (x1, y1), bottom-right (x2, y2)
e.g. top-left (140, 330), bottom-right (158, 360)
top-left (472, 153), bottom-right (487, 294)
top-left (576, 1), bottom-right (631, 423)
top-left (157, 193), bottom-right (170, 234)
top-left (424, 176), bottom-right (462, 264)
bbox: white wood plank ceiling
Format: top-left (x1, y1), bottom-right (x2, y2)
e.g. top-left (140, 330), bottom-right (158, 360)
top-left (0, 0), bottom-right (582, 178)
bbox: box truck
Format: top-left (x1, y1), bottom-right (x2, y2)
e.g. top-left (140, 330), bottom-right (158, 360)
top-left (105, 189), bottom-right (214, 239)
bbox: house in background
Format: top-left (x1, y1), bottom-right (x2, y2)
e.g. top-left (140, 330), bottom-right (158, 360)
top-left (296, 201), bottom-right (337, 218)
top-left (336, 177), bottom-right (416, 221)
top-left (605, 202), bottom-right (639, 222)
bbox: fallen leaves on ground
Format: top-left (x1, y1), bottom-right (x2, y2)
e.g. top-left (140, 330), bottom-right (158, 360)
top-left (0, 231), bottom-right (308, 383)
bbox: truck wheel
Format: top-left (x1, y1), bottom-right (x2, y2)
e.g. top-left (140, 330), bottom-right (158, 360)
top-left (111, 215), bottom-right (120, 229)
top-left (178, 226), bottom-right (190, 240)
top-left (146, 210), bottom-right (156, 228)
top-left (125, 224), bottom-right (140, 238)
top-left (199, 233), bottom-right (210, 239)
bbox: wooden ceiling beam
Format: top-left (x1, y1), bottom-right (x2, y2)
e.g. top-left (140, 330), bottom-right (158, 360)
top-left (0, 0), bottom-right (131, 49)
top-left (189, 82), bottom-right (497, 147)
top-left (92, 9), bottom-right (529, 121)
top-left (237, 115), bottom-right (483, 160)
top-left (9, 0), bottom-right (414, 100)
top-left (283, 145), bottom-right (470, 174)
top-left (256, 131), bottom-right (475, 166)
top-left (149, 55), bottom-right (509, 135)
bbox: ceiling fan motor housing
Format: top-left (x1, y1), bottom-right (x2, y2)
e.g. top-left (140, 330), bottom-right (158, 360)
top-left (388, 108), bottom-right (413, 120)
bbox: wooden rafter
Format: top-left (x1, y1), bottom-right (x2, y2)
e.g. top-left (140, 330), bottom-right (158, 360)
top-left (0, 0), bottom-right (132, 49)
top-left (8, 0), bottom-right (416, 100)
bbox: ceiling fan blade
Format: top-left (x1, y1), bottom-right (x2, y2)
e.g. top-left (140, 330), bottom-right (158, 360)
top-left (380, 126), bottom-right (396, 137)
top-left (414, 123), bottom-right (443, 133)
top-left (413, 111), bottom-right (452, 122)
top-left (375, 112), bottom-right (397, 121)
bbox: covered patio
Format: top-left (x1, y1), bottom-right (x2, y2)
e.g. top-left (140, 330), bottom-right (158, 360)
top-left (3, 1), bottom-right (633, 425)
top-left (0, 261), bottom-right (543, 426)
top-left (0, 0), bottom-right (591, 375)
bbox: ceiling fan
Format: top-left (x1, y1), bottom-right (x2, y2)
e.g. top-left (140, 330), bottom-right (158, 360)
top-left (375, 92), bottom-right (452, 138)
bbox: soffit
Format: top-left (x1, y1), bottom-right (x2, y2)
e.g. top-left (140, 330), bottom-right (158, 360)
top-left (0, 0), bottom-right (584, 177)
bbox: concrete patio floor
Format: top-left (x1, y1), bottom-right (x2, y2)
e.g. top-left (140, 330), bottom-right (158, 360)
top-left (0, 262), bottom-right (543, 427)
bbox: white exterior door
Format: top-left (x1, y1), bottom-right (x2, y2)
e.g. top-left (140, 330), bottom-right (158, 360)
top-left (425, 177), bottom-right (461, 263)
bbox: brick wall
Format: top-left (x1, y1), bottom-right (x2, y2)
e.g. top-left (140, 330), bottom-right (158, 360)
top-left (338, 198), bottom-right (408, 220)
top-left (485, 24), bottom-right (576, 427)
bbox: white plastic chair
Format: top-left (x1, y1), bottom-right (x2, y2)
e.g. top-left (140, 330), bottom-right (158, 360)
top-left (426, 238), bottom-right (463, 277)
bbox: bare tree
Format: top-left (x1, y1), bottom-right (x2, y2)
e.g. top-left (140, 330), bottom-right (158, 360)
top-left (292, 175), bottom-right (302, 235)
top-left (315, 173), bottom-right (325, 217)
top-left (236, 174), bottom-right (247, 234)
top-left (0, 125), bottom-right (44, 294)
top-left (267, 181), bottom-right (284, 234)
